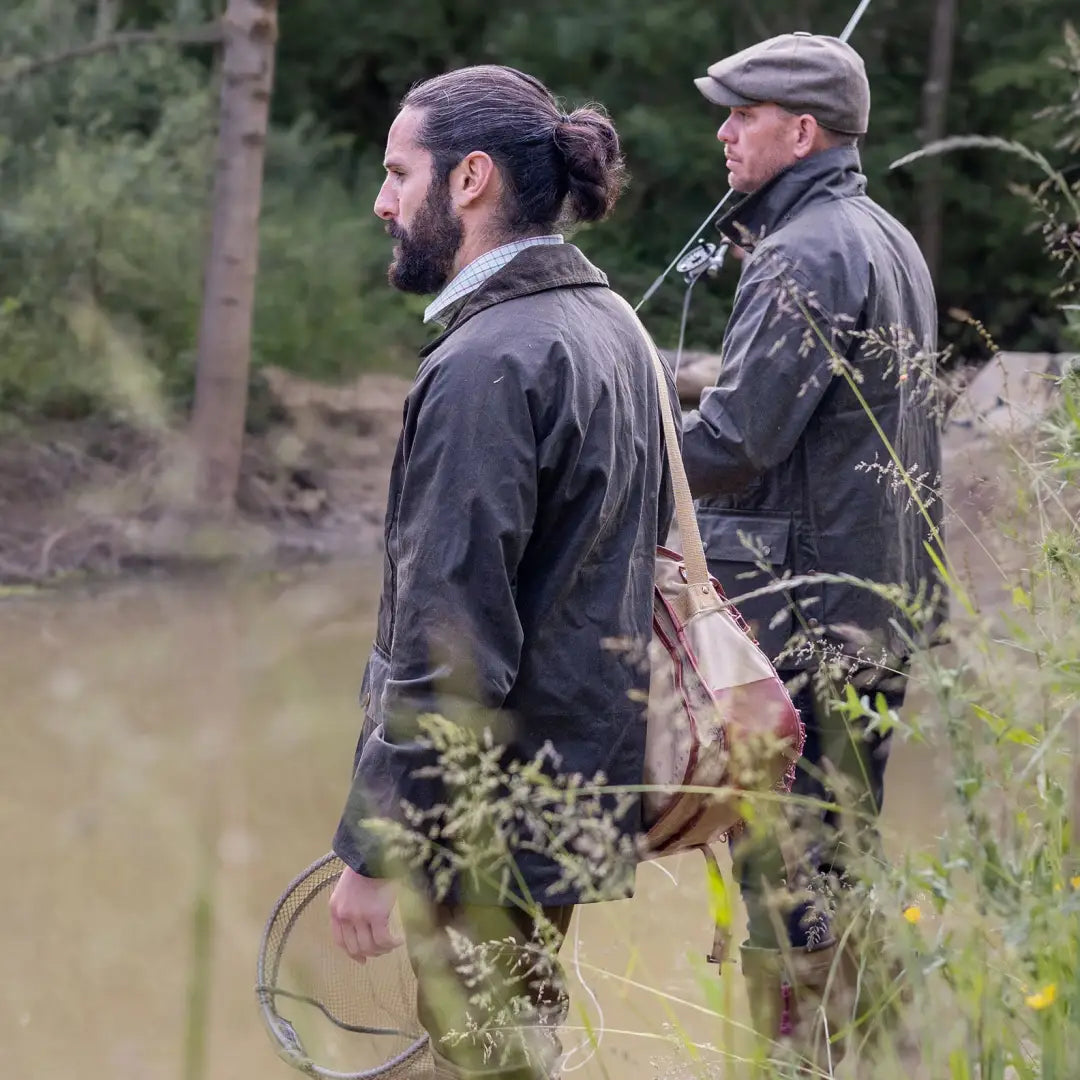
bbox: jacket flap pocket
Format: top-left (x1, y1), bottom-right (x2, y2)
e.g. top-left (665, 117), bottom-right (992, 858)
top-left (697, 511), bottom-right (793, 566)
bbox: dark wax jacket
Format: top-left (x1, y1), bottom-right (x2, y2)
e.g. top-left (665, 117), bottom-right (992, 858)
top-left (334, 243), bottom-right (675, 904)
top-left (683, 147), bottom-right (941, 671)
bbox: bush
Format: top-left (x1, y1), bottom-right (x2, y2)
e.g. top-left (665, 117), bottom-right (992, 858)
top-left (0, 30), bottom-right (423, 423)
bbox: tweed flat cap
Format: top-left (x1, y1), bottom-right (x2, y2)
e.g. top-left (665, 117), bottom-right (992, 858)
top-left (695, 32), bottom-right (870, 136)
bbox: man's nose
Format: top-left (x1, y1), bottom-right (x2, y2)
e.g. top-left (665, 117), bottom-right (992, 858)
top-left (373, 179), bottom-right (395, 221)
top-left (717, 118), bottom-right (735, 144)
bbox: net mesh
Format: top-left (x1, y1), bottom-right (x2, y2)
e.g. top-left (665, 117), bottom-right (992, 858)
top-left (256, 853), bottom-right (431, 1079)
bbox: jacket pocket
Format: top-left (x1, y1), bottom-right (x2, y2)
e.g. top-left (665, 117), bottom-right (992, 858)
top-left (354, 642), bottom-right (392, 770)
top-left (696, 509), bottom-right (796, 666)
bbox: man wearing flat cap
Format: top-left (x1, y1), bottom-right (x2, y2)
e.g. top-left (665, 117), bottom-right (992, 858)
top-left (682, 32), bottom-right (942, 1068)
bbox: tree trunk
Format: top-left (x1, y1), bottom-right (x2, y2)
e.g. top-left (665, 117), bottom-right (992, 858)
top-left (189, 0), bottom-right (277, 513)
top-left (176, 0), bottom-right (205, 24)
top-left (95, 0), bottom-right (120, 40)
top-left (917, 0), bottom-right (958, 284)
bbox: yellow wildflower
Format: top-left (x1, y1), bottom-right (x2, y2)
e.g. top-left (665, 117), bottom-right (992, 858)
top-left (1071, 875), bottom-right (1080, 890)
top-left (1025, 984), bottom-right (1057, 1010)
top-left (902, 905), bottom-right (922, 925)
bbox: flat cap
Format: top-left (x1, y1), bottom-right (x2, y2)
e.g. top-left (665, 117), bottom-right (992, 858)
top-left (695, 32), bottom-right (870, 136)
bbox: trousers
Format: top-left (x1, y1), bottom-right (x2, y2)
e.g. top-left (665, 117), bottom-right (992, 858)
top-left (731, 674), bottom-right (901, 950)
top-left (400, 897), bottom-right (575, 1079)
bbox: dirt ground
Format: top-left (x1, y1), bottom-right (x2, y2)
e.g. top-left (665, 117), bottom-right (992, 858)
top-left (0, 368), bottom-right (411, 584)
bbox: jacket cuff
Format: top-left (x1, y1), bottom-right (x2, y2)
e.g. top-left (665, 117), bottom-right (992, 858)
top-left (331, 822), bottom-right (380, 878)
top-left (331, 780), bottom-right (387, 878)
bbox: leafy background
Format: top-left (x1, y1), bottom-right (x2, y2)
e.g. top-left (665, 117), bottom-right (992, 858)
top-left (0, 0), bottom-right (1076, 422)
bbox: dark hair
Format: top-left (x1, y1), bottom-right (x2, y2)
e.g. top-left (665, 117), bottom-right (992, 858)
top-left (401, 65), bottom-right (627, 236)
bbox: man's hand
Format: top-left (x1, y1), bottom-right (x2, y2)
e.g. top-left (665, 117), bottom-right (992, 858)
top-left (329, 866), bottom-right (403, 963)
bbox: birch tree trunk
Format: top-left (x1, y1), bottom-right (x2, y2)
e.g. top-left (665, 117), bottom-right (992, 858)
top-left (917, 0), bottom-right (958, 284)
top-left (189, 0), bottom-right (277, 512)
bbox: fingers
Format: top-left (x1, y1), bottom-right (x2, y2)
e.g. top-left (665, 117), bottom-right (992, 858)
top-left (368, 912), bottom-right (404, 955)
top-left (336, 912), bottom-right (399, 961)
top-left (331, 907), bottom-right (373, 963)
top-left (328, 871), bottom-right (402, 962)
top-left (342, 919), bottom-right (371, 964)
top-left (331, 908), bottom-right (348, 954)
top-left (330, 880), bottom-right (368, 963)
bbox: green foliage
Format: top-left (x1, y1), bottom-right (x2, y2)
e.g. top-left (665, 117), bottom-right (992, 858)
top-left (886, 416), bottom-right (1080, 1077)
top-left (0, 22), bottom-right (214, 415)
top-left (1, 0), bottom-right (1079, 422)
top-left (254, 127), bottom-right (428, 384)
top-left (272, 0), bottom-right (1080, 354)
top-left (0, 2), bottom-right (423, 421)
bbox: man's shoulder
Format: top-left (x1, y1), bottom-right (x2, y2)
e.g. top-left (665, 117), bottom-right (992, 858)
top-left (761, 194), bottom-right (857, 253)
top-left (772, 191), bottom-right (916, 257)
top-left (417, 302), bottom-right (569, 396)
top-left (429, 283), bottom-right (628, 366)
top-left (743, 213), bottom-right (844, 298)
top-left (749, 192), bottom-right (916, 296)
top-left (429, 298), bottom-right (559, 356)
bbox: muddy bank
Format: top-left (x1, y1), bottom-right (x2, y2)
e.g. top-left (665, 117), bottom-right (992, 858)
top-left (0, 352), bottom-right (1069, 587)
top-left (0, 368), bottom-right (411, 584)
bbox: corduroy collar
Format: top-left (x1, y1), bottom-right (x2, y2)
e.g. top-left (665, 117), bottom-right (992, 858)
top-left (418, 243), bottom-right (609, 357)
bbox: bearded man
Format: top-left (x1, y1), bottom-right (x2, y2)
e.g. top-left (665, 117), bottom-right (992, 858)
top-left (329, 65), bottom-right (674, 1080)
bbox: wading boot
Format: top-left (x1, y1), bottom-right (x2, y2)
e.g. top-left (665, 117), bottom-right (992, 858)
top-left (741, 942), bottom-right (855, 1075)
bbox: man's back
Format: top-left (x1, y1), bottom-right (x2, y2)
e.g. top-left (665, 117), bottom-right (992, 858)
top-left (684, 147), bottom-right (941, 666)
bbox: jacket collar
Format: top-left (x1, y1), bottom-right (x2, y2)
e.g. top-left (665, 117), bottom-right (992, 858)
top-left (419, 243), bottom-right (608, 357)
top-left (717, 146), bottom-right (866, 252)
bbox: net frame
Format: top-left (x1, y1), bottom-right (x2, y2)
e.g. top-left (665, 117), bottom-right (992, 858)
top-left (255, 851), bottom-right (430, 1079)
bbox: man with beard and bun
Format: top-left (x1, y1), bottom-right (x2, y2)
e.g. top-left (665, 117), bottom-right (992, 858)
top-left (329, 66), bottom-right (675, 1079)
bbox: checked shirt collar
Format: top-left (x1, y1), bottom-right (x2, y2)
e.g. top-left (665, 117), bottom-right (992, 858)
top-left (423, 235), bottom-right (564, 327)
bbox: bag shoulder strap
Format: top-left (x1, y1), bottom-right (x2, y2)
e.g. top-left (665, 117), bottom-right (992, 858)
top-left (613, 294), bottom-right (710, 588)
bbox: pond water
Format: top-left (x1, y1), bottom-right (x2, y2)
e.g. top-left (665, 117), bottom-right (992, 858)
top-left (2, 562), bottom-right (943, 1079)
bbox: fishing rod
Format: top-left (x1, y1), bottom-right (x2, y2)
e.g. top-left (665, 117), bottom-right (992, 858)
top-left (634, 0), bottom-right (874, 315)
top-left (634, 190), bottom-right (736, 312)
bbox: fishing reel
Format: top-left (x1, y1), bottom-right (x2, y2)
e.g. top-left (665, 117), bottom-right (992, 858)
top-left (675, 238), bottom-right (731, 285)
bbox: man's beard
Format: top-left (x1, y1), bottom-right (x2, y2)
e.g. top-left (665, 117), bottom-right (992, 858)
top-left (387, 178), bottom-right (464, 295)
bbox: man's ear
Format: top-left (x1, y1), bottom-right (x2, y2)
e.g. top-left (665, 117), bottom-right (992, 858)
top-left (799, 113), bottom-right (829, 157)
top-left (449, 151), bottom-right (498, 209)
top-left (793, 114), bottom-right (820, 159)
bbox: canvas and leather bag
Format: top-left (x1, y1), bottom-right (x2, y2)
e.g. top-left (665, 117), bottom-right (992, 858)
top-left (616, 297), bottom-right (805, 861)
